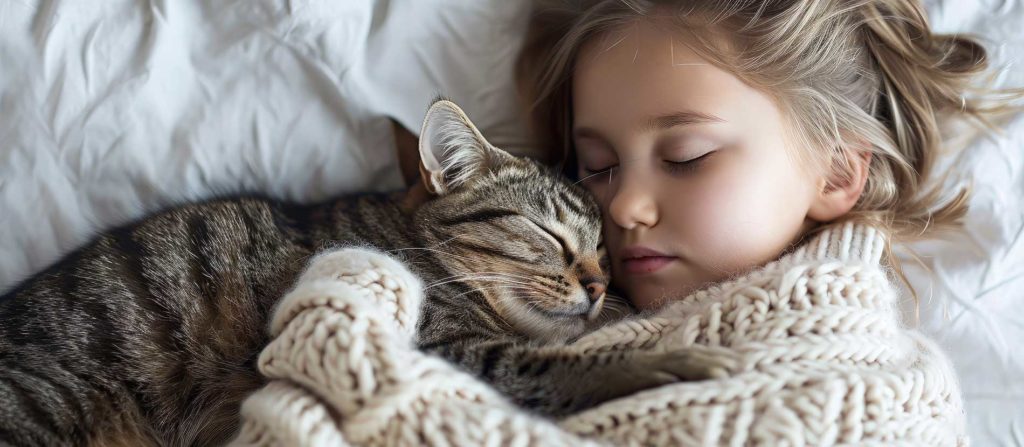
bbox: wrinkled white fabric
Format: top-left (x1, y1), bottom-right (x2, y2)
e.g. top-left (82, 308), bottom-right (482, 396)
top-left (0, 0), bottom-right (533, 290)
top-left (908, 2), bottom-right (1024, 444)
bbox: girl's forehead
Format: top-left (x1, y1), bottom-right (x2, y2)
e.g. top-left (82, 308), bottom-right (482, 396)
top-left (572, 24), bottom-right (765, 135)
top-left (577, 20), bottom-right (706, 71)
top-left (569, 19), bottom-right (815, 174)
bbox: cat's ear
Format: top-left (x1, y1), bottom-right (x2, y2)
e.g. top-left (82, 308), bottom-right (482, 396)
top-left (417, 99), bottom-right (512, 195)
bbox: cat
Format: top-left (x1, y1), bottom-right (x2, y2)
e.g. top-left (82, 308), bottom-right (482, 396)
top-left (0, 100), bottom-right (718, 447)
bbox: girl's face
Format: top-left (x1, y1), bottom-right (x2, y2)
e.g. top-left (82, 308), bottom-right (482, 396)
top-left (573, 22), bottom-right (825, 309)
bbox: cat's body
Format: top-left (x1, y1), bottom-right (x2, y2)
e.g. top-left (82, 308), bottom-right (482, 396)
top-left (0, 194), bottom-right (417, 445)
top-left (0, 101), bottom-right (716, 446)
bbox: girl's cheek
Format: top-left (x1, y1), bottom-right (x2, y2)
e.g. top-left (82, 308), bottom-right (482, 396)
top-left (679, 160), bottom-right (794, 271)
top-left (682, 179), bottom-right (751, 264)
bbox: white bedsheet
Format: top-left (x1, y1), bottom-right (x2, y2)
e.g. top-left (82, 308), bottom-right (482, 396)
top-left (1, 0), bottom-right (1021, 444)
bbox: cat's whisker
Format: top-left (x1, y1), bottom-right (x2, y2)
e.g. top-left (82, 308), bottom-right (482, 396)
top-left (450, 277), bottom-right (538, 290)
top-left (426, 272), bottom-right (540, 289)
top-left (426, 273), bottom-right (519, 285)
top-left (595, 292), bottom-right (637, 319)
top-left (387, 246), bottom-right (477, 265)
top-left (426, 270), bottom-right (534, 282)
top-left (469, 278), bottom-right (544, 290)
top-left (426, 277), bottom-right (531, 290)
top-left (446, 283), bottom-right (524, 301)
top-left (452, 271), bottom-right (538, 282)
top-left (573, 170), bottom-right (607, 185)
top-left (433, 235), bottom-right (461, 247)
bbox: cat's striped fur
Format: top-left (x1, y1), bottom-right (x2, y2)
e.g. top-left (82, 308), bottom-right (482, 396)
top-left (0, 100), bottom-right (714, 446)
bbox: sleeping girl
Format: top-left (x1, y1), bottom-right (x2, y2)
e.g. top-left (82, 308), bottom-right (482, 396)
top-left (517, 0), bottom-right (1001, 307)
top-left (509, 0), bottom-right (1015, 443)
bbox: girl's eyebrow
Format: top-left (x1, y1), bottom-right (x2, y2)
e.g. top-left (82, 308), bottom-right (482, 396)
top-left (644, 110), bottom-right (724, 131)
top-left (574, 109), bottom-right (725, 140)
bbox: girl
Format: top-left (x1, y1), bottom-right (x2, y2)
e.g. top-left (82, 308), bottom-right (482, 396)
top-left (506, 0), bottom-right (1017, 443)
top-left (516, 0), bottom-right (1005, 308)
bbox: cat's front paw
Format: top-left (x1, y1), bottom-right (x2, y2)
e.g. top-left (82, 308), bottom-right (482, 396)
top-left (597, 348), bottom-right (738, 402)
top-left (636, 348), bottom-right (737, 382)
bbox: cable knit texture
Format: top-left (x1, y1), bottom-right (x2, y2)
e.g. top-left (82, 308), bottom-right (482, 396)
top-left (230, 222), bottom-right (967, 446)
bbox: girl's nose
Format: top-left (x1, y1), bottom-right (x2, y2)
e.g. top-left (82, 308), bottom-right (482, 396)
top-left (607, 171), bottom-right (658, 230)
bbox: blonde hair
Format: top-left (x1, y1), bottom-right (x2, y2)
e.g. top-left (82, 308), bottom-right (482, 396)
top-left (516, 0), bottom-right (1021, 291)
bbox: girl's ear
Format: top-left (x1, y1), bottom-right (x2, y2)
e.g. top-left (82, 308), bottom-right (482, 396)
top-left (417, 99), bottom-right (512, 195)
top-left (807, 148), bottom-right (873, 222)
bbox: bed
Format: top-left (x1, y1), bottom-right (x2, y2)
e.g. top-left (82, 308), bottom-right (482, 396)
top-left (1, 0), bottom-right (1021, 444)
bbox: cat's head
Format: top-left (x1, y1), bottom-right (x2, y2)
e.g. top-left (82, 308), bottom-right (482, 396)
top-left (413, 99), bottom-right (610, 342)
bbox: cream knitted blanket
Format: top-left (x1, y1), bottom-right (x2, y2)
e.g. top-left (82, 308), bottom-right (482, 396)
top-left (229, 223), bottom-right (968, 446)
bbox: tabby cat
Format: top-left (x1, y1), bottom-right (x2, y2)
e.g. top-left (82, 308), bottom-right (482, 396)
top-left (0, 100), bottom-right (715, 447)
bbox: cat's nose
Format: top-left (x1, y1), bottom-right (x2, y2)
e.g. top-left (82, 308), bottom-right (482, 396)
top-left (584, 280), bottom-right (606, 302)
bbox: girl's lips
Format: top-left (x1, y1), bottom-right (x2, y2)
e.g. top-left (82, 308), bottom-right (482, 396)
top-left (619, 245), bottom-right (677, 274)
top-left (622, 256), bottom-right (677, 274)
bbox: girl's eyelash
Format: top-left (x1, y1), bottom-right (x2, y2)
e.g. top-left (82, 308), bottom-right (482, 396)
top-left (582, 165), bottom-right (616, 177)
top-left (666, 151), bottom-right (714, 174)
top-left (581, 151), bottom-right (715, 178)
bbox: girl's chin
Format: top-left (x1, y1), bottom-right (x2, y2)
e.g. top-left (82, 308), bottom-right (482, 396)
top-left (622, 283), bottom-right (685, 310)
top-left (619, 272), bottom-right (708, 310)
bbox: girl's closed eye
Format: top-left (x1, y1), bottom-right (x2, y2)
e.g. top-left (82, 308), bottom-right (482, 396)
top-left (575, 138), bottom-right (618, 176)
top-left (584, 152), bottom-right (715, 176)
top-left (583, 163), bottom-right (616, 176)
top-left (579, 147), bottom-right (717, 177)
top-left (664, 149), bottom-right (716, 175)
